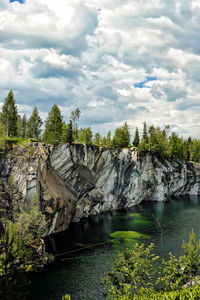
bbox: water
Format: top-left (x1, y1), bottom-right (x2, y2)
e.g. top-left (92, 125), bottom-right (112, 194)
top-left (30, 196), bottom-right (200, 300)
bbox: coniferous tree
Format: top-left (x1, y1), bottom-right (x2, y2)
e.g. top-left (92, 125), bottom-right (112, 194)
top-left (62, 120), bottom-right (73, 144)
top-left (43, 104), bottom-right (62, 144)
top-left (189, 139), bottom-right (200, 162)
top-left (142, 122), bottom-right (148, 143)
top-left (1, 90), bottom-right (18, 137)
top-left (17, 115), bottom-right (22, 137)
top-left (122, 122), bottom-right (130, 146)
top-left (133, 127), bottom-right (140, 147)
top-left (21, 114), bottom-right (27, 139)
top-left (0, 121), bottom-right (5, 138)
top-left (26, 107), bottom-right (42, 140)
top-left (113, 123), bottom-right (130, 148)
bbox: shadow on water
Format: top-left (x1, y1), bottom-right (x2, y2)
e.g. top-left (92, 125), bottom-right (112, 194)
top-left (29, 195), bottom-right (200, 300)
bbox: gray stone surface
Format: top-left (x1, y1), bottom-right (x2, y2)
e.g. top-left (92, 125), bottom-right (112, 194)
top-left (1, 143), bottom-right (200, 234)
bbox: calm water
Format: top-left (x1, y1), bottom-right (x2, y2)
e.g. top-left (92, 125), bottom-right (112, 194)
top-left (30, 196), bottom-right (200, 300)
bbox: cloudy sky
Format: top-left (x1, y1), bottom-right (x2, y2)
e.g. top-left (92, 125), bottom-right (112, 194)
top-left (0, 0), bottom-right (200, 138)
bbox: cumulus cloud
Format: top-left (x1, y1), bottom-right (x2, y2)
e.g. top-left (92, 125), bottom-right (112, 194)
top-left (0, 0), bottom-right (199, 138)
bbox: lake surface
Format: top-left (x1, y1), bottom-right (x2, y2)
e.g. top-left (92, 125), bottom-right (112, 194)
top-left (30, 195), bottom-right (200, 300)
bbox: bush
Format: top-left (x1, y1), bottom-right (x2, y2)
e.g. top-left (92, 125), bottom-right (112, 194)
top-left (103, 230), bottom-right (200, 299)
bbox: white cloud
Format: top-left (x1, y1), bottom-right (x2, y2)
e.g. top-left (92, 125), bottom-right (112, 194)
top-left (0, 0), bottom-right (199, 138)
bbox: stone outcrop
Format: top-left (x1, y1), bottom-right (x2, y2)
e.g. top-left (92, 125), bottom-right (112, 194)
top-left (0, 143), bottom-right (199, 235)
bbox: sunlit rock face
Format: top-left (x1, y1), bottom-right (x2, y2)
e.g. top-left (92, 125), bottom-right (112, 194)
top-left (50, 144), bottom-right (200, 223)
top-left (1, 143), bottom-right (200, 235)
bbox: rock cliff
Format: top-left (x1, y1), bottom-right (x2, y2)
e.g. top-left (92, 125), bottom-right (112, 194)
top-left (0, 143), bottom-right (199, 235)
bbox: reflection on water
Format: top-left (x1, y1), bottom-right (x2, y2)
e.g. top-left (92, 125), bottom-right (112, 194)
top-left (30, 196), bottom-right (200, 300)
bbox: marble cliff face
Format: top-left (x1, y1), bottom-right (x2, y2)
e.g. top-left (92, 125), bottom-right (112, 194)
top-left (0, 143), bottom-right (199, 235)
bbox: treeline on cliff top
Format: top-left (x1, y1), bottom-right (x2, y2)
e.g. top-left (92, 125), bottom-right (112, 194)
top-left (0, 90), bottom-right (200, 162)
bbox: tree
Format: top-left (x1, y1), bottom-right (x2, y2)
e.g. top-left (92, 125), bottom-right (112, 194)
top-left (133, 127), bottom-right (140, 147)
top-left (70, 108), bottom-right (81, 141)
top-left (0, 121), bottom-right (5, 138)
top-left (123, 122), bottom-right (130, 146)
top-left (113, 123), bottom-right (130, 148)
top-left (62, 120), bottom-right (73, 144)
top-left (26, 107), bottom-right (43, 140)
top-left (103, 230), bottom-right (200, 299)
top-left (103, 243), bottom-right (159, 298)
top-left (43, 104), bottom-right (63, 144)
top-left (1, 90), bottom-right (18, 137)
top-left (17, 115), bottom-right (22, 138)
top-left (106, 130), bottom-right (112, 146)
top-left (0, 219), bottom-right (32, 300)
top-left (142, 122), bottom-right (148, 144)
top-left (189, 139), bottom-right (200, 162)
top-left (78, 127), bottom-right (92, 144)
top-left (168, 132), bottom-right (187, 160)
top-left (182, 229), bottom-right (200, 285)
top-left (93, 133), bottom-right (101, 145)
top-left (21, 114), bottom-right (27, 139)
top-left (0, 193), bottom-right (47, 299)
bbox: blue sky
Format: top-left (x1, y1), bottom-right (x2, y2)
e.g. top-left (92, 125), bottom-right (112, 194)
top-left (10, 0), bottom-right (24, 3)
top-left (0, 0), bottom-right (200, 138)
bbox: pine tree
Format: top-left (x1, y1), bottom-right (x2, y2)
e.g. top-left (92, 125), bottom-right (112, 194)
top-left (43, 104), bottom-right (63, 144)
top-left (1, 90), bottom-right (18, 137)
top-left (21, 114), bottom-right (27, 139)
top-left (123, 122), bottom-right (130, 147)
top-left (133, 127), bottom-right (140, 147)
top-left (62, 120), bottom-right (73, 144)
top-left (113, 123), bottom-right (130, 148)
top-left (17, 115), bottom-right (22, 137)
top-left (26, 107), bottom-right (42, 140)
top-left (142, 122), bottom-right (148, 143)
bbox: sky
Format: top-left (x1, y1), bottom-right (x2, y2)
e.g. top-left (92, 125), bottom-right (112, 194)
top-left (0, 0), bottom-right (200, 138)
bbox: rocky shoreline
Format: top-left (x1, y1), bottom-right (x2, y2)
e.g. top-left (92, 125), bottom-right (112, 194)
top-left (0, 143), bottom-right (199, 235)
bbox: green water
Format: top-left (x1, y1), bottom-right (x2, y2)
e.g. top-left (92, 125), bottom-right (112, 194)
top-left (30, 196), bottom-right (200, 300)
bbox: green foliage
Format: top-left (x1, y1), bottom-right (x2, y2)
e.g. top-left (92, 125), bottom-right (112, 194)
top-left (103, 230), bottom-right (200, 299)
top-left (182, 229), bottom-right (200, 284)
top-left (106, 130), bottom-right (112, 146)
top-left (93, 132), bottom-right (101, 145)
top-left (93, 130), bottom-right (112, 147)
top-left (70, 108), bottom-right (81, 141)
top-left (0, 121), bottom-right (6, 153)
top-left (62, 120), bottom-right (73, 144)
top-left (62, 294), bottom-right (71, 300)
top-left (26, 107), bottom-right (43, 139)
top-left (43, 104), bottom-right (63, 144)
top-left (189, 139), bottom-right (200, 162)
top-left (103, 243), bottom-right (159, 298)
top-left (0, 219), bottom-right (32, 299)
top-left (137, 123), bottom-right (199, 161)
top-left (78, 127), bottom-right (93, 144)
top-left (133, 127), bottom-right (140, 147)
top-left (142, 122), bottom-right (149, 144)
top-left (168, 132), bottom-right (187, 160)
top-left (17, 115), bottom-right (22, 138)
top-left (130, 285), bottom-right (200, 300)
top-left (113, 122), bottom-right (130, 148)
top-left (1, 90), bottom-right (18, 137)
top-left (21, 114), bottom-right (27, 139)
top-left (0, 192), bottom-right (48, 299)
